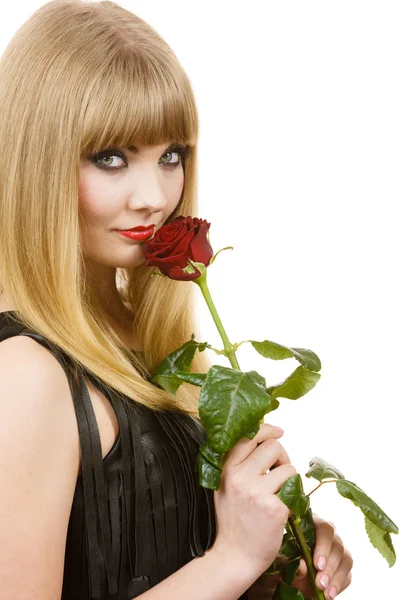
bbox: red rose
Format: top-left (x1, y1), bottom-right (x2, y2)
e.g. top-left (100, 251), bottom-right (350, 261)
top-left (142, 215), bottom-right (214, 281)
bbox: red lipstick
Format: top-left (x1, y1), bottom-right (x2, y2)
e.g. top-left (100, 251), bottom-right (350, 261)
top-left (115, 224), bottom-right (155, 241)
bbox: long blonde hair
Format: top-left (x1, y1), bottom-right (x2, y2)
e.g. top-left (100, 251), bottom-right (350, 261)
top-left (0, 0), bottom-right (213, 416)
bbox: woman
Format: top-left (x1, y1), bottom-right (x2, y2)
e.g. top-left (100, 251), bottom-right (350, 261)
top-left (0, 1), bottom-right (353, 599)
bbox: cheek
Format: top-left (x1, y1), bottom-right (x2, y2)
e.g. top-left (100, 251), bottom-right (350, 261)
top-left (78, 178), bottom-right (114, 224)
top-left (78, 179), bottom-right (93, 216)
top-left (169, 171), bottom-right (185, 208)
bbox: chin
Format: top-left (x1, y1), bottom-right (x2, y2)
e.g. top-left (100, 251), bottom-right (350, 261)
top-left (117, 254), bottom-right (146, 269)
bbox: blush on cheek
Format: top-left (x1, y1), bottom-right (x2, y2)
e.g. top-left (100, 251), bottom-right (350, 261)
top-left (171, 176), bottom-right (185, 209)
top-left (78, 176), bottom-right (88, 196)
top-left (79, 183), bottom-right (106, 223)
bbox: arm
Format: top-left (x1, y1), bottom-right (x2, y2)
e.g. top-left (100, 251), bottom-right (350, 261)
top-left (0, 336), bottom-right (80, 600)
top-left (0, 336), bottom-right (260, 600)
top-left (132, 547), bottom-right (257, 600)
top-left (246, 515), bottom-right (354, 600)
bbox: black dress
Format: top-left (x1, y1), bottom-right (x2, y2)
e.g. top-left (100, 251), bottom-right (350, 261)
top-left (0, 311), bottom-right (250, 600)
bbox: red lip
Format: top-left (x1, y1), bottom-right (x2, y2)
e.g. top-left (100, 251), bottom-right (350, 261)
top-left (117, 224), bottom-right (155, 232)
top-left (115, 225), bottom-right (155, 241)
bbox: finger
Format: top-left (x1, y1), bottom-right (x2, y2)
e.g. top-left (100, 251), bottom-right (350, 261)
top-left (224, 423), bottom-right (284, 467)
top-left (313, 520), bottom-right (335, 572)
top-left (253, 422), bottom-right (285, 440)
top-left (263, 463), bottom-right (297, 494)
top-left (250, 438), bottom-right (292, 474)
top-left (342, 571), bottom-right (352, 592)
top-left (312, 514), bottom-right (342, 539)
top-left (316, 539), bottom-right (344, 593)
top-left (325, 550), bottom-right (354, 599)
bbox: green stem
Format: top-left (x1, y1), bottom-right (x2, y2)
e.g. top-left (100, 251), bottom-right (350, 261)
top-left (288, 515), bottom-right (325, 600)
top-left (193, 269), bottom-right (241, 370)
top-left (308, 479), bottom-right (338, 497)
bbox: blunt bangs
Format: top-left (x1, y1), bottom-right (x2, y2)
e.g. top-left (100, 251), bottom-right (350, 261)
top-left (79, 50), bottom-right (198, 156)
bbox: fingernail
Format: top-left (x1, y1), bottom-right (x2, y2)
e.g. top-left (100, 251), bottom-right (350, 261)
top-left (328, 587), bottom-right (337, 599)
top-left (276, 427), bottom-right (284, 434)
top-left (317, 556), bottom-right (326, 570)
top-left (320, 574), bottom-right (329, 589)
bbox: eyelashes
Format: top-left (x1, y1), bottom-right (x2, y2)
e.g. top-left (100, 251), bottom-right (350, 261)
top-left (88, 144), bottom-right (190, 171)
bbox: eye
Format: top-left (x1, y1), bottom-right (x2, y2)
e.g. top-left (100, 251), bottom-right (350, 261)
top-left (161, 152), bottom-right (181, 165)
top-left (89, 150), bottom-right (128, 170)
top-left (160, 149), bottom-right (187, 167)
top-left (88, 145), bottom-right (190, 171)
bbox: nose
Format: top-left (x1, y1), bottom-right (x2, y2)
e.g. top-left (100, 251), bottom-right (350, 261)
top-left (126, 166), bottom-right (169, 213)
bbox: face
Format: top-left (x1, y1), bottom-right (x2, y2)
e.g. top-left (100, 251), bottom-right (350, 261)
top-left (78, 142), bottom-right (187, 269)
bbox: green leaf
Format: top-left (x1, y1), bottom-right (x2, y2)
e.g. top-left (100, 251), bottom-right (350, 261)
top-left (300, 507), bottom-right (316, 550)
top-left (171, 371), bottom-right (207, 387)
top-left (198, 365), bottom-right (279, 455)
top-left (265, 558), bottom-right (281, 575)
top-left (150, 373), bottom-right (185, 395)
top-left (198, 441), bottom-right (224, 471)
top-left (282, 558), bottom-right (301, 585)
top-left (266, 366), bottom-right (321, 400)
top-left (365, 515), bottom-right (396, 567)
top-left (305, 457), bottom-right (346, 482)
top-left (336, 479), bottom-right (399, 534)
top-left (150, 334), bottom-right (209, 394)
top-left (249, 339), bottom-right (321, 372)
top-left (278, 474), bottom-right (310, 517)
top-left (273, 582), bottom-right (306, 600)
top-left (290, 348), bottom-right (321, 372)
top-left (194, 443), bottom-right (223, 490)
top-left (280, 532), bottom-right (301, 559)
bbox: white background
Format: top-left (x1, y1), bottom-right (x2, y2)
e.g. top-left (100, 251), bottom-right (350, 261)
top-left (2, 2), bottom-right (399, 598)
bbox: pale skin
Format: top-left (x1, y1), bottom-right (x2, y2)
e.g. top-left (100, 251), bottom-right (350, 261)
top-left (219, 425), bottom-right (353, 600)
top-left (78, 141), bottom-right (186, 348)
top-left (248, 513), bottom-right (353, 599)
top-left (0, 143), bottom-right (354, 598)
top-left (78, 143), bottom-right (354, 598)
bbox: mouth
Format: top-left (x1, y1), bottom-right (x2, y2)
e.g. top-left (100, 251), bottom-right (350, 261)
top-left (115, 224), bottom-right (155, 241)
top-left (116, 223), bottom-right (155, 232)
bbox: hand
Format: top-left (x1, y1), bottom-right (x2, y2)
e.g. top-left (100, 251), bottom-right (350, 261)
top-left (293, 513), bottom-right (353, 599)
top-left (249, 514), bottom-right (353, 600)
top-left (212, 424), bottom-right (296, 576)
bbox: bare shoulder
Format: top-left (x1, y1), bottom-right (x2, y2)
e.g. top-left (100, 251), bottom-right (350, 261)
top-left (0, 334), bottom-right (80, 599)
top-left (2, 328), bottom-right (63, 367)
top-left (1, 333), bottom-right (74, 397)
top-left (0, 332), bottom-right (80, 473)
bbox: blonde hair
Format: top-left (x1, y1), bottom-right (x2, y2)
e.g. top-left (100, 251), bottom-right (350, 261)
top-left (0, 0), bottom-right (213, 416)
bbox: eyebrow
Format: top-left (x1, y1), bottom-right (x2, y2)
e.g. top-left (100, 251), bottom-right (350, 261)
top-left (127, 143), bottom-right (187, 153)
